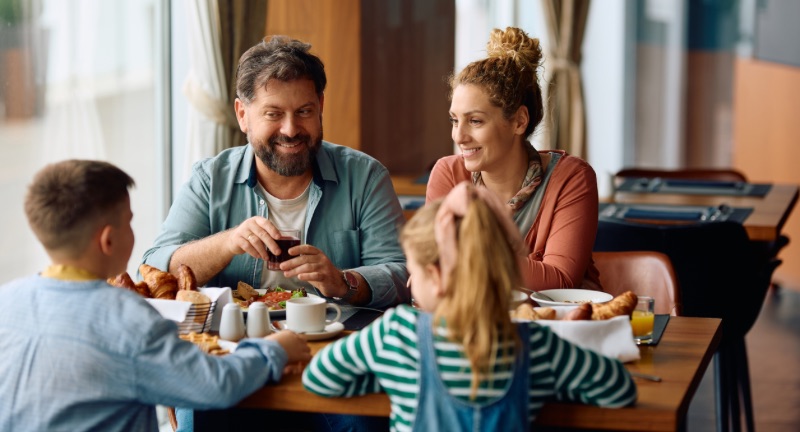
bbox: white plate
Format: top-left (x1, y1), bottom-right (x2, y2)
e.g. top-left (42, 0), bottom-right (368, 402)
top-left (530, 289), bottom-right (613, 307)
top-left (275, 320), bottom-right (345, 341)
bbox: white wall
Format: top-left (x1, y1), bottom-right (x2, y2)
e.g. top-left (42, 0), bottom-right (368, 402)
top-left (583, 0), bottom-right (632, 198)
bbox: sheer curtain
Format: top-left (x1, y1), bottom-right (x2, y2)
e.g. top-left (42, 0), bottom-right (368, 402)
top-left (0, 0), bottom-right (167, 282)
top-left (40, 1), bottom-right (105, 162)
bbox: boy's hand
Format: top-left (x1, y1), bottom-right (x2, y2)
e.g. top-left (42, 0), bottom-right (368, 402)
top-left (266, 330), bottom-right (311, 364)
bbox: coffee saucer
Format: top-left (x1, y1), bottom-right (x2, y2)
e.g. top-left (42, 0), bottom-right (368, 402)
top-left (276, 321), bottom-right (345, 341)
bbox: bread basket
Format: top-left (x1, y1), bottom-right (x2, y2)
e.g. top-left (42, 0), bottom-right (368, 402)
top-left (176, 301), bottom-right (217, 334)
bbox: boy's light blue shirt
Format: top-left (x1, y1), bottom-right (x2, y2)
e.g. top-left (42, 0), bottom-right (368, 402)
top-left (0, 276), bottom-right (288, 432)
top-left (144, 141), bottom-right (409, 308)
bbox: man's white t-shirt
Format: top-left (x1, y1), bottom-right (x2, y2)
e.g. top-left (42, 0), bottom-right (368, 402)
top-left (257, 182), bottom-right (309, 290)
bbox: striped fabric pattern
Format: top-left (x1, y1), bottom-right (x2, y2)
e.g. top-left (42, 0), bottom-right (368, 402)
top-left (303, 305), bottom-right (637, 431)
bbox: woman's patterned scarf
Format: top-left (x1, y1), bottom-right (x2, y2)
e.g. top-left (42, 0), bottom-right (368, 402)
top-left (472, 142), bottom-right (543, 212)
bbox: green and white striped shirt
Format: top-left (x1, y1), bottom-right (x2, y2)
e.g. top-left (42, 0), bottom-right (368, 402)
top-left (303, 305), bottom-right (637, 431)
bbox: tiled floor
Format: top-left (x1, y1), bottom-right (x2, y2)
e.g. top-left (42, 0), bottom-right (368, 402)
top-left (686, 286), bottom-right (800, 431)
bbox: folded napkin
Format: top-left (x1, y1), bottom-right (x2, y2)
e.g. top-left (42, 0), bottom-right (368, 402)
top-left (201, 287), bottom-right (233, 331)
top-left (146, 298), bottom-right (191, 322)
top-left (515, 307), bottom-right (641, 363)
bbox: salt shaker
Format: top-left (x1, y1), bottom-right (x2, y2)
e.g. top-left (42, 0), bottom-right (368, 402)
top-left (219, 303), bottom-right (246, 342)
top-left (246, 302), bottom-right (272, 338)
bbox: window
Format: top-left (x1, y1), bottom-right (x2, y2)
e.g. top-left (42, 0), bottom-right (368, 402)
top-left (0, 0), bottom-right (170, 281)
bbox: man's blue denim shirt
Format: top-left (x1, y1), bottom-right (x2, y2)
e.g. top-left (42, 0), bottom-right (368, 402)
top-left (143, 141), bottom-right (409, 308)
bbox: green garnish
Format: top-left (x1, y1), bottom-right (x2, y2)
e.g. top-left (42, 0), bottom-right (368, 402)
top-left (278, 300), bottom-right (287, 308)
top-left (291, 290), bottom-right (304, 299)
top-left (274, 286), bottom-right (285, 292)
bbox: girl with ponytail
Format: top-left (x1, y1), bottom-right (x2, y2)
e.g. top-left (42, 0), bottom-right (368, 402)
top-left (304, 182), bottom-right (636, 431)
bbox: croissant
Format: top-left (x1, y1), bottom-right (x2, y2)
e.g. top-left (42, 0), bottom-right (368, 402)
top-left (176, 264), bottom-right (197, 291)
top-left (563, 303), bottom-right (592, 321)
top-left (510, 303), bottom-right (556, 321)
top-left (139, 264), bottom-right (178, 300)
top-left (107, 272), bottom-right (151, 298)
top-left (591, 291), bottom-right (638, 320)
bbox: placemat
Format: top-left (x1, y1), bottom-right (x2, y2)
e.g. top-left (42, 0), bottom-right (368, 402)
top-left (616, 177), bottom-right (771, 197)
top-left (343, 308), bottom-right (384, 330)
top-left (640, 314), bottom-right (670, 346)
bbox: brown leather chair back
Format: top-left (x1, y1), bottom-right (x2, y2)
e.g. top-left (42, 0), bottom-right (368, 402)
top-left (593, 251), bottom-right (682, 316)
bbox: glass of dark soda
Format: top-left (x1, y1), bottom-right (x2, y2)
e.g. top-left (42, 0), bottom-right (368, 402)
top-left (268, 228), bottom-right (301, 270)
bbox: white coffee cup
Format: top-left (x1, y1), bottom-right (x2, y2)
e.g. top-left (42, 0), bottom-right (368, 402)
top-left (219, 303), bottom-right (246, 342)
top-left (246, 302), bottom-right (272, 338)
top-left (285, 297), bottom-right (342, 333)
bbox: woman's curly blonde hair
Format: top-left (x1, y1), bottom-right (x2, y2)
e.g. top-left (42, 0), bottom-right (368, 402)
top-left (450, 27), bottom-right (544, 138)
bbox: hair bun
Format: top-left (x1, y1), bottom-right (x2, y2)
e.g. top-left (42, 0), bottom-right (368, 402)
top-left (485, 27), bottom-right (542, 69)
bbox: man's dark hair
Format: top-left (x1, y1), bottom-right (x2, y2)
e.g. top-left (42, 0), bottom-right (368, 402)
top-left (236, 35), bottom-right (327, 103)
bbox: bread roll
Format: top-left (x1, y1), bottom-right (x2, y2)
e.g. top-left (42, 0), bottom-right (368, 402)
top-left (176, 264), bottom-right (197, 291)
top-left (176, 289), bottom-right (210, 305)
top-left (139, 264), bottom-right (178, 300)
top-left (591, 291), bottom-right (638, 320)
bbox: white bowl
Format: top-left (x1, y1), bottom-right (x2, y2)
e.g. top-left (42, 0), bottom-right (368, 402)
top-left (530, 289), bottom-right (613, 307)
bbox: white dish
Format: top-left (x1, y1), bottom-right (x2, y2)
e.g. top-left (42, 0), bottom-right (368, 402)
top-left (530, 289), bottom-right (613, 307)
top-left (276, 320), bottom-right (345, 341)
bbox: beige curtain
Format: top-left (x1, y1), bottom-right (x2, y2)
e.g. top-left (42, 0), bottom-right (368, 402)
top-left (217, 0), bottom-right (268, 148)
top-left (181, 0), bottom-right (266, 181)
top-left (541, 0), bottom-right (590, 159)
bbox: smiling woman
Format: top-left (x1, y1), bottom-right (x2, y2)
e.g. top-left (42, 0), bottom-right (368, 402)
top-left (426, 26), bottom-right (602, 294)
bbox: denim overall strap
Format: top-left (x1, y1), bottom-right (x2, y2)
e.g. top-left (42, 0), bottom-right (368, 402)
top-left (411, 313), bottom-right (531, 432)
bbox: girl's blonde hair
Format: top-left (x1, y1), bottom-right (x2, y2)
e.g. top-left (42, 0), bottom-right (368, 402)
top-left (400, 193), bottom-right (522, 400)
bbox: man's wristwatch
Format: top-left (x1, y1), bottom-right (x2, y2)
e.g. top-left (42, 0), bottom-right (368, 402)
top-left (335, 270), bottom-right (359, 302)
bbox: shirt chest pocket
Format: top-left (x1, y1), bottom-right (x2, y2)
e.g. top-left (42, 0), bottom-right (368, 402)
top-left (328, 229), bottom-right (361, 269)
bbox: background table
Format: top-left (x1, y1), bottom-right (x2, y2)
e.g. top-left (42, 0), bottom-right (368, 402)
top-left (610, 183), bottom-right (798, 242)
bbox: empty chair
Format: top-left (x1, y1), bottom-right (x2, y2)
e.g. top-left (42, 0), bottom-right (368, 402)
top-left (615, 167), bottom-right (748, 183)
top-left (594, 219), bottom-right (779, 432)
top-left (593, 251), bottom-right (681, 316)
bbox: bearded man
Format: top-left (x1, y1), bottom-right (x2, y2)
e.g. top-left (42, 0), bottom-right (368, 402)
top-left (143, 36), bottom-right (409, 308)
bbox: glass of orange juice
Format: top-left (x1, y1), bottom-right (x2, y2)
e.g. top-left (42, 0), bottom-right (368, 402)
top-left (631, 296), bottom-right (655, 344)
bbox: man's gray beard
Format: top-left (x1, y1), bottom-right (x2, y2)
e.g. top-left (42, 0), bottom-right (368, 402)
top-left (252, 133), bottom-right (322, 177)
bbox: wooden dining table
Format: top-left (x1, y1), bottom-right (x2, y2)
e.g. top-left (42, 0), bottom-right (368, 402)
top-left (610, 182), bottom-right (799, 242)
top-left (195, 315), bottom-right (722, 431)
